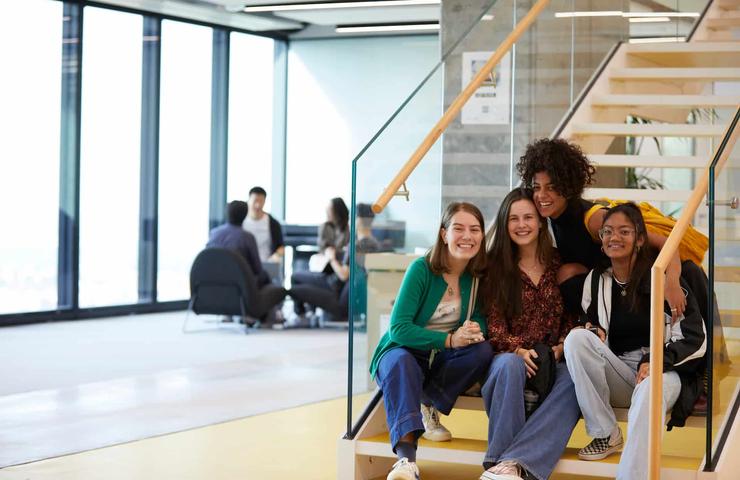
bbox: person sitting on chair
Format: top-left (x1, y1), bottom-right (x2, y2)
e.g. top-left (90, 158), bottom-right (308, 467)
top-left (207, 200), bottom-right (270, 288)
top-left (289, 203), bottom-right (380, 326)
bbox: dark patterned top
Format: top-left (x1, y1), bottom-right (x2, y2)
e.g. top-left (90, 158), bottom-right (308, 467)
top-left (487, 259), bottom-right (573, 352)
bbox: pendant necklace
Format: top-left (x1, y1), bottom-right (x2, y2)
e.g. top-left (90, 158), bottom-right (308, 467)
top-left (614, 275), bottom-right (628, 297)
top-left (447, 286), bottom-right (455, 296)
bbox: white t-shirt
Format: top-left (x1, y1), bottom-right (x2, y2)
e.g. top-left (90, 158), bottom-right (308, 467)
top-left (243, 215), bottom-right (271, 261)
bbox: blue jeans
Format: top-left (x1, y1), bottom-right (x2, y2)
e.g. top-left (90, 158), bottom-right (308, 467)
top-left (375, 342), bottom-right (493, 450)
top-left (482, 353), bottom-right (581, 480)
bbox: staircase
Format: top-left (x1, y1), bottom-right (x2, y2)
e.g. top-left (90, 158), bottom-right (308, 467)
top-left (339, 1), bottom-right (740, 478)
top-left (558, 1), bottom-right (740, 214)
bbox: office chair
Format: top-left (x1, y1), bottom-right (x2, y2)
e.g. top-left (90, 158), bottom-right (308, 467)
top-left (184, 248), bottom-right (287, 333)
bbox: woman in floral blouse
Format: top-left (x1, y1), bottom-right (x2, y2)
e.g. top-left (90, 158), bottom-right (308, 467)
top-left (478, 188), bottom-right (580, 480)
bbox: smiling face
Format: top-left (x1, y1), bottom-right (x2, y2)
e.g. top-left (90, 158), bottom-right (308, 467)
top-left (507, 199), bottom-right (541, 248)
top-left (532, 171), bottom-right (568, 219)
top-left (441, 211), bottom-right (484, 263)
top-left (600, 211), bottom-right (644, 262)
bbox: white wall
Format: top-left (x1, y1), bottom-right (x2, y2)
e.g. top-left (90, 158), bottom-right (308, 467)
top-left (285, 34), bottom-right (443, 250)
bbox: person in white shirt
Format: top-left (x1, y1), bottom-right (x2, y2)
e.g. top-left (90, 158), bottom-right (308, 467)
top-left (242, 186), bottom-right (285, 263)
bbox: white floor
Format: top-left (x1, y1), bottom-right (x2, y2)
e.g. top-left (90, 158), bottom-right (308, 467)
top-left (0, 312), bottom-right (355, 467)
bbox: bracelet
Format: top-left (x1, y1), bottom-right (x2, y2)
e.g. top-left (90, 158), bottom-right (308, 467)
top-left (449, 334), bottom-right (455, 349)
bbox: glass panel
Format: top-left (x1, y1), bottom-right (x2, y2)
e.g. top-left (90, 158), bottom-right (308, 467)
top-left (158, 20), bottom-right (212, 301)
top-left (79, 6), bottom-right (142, 307)
top-left (346, 0), bottom-right (635, 431)
top-left (709, 109), bottom-right (740, 467)
top-left (0, 0), bottom-right (62, 314)
top-left (227, 32), bottom-right (275, 210)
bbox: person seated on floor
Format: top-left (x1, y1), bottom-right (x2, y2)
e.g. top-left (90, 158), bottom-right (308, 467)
top-left (289, 203), bottom-right (380, 327)
top-left (516, 138), bottom-right (709, 327)
top-left (478, 188), bottom-right (580, 480)
top-left (207, 200), bottom-right (270, 289)
top-left (564, 203), bottom-right (706, 480)
top-left (368, 202), bottom-right (493, 480)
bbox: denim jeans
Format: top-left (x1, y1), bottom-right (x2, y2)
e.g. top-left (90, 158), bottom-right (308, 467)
top-left (375, 342), bottom-right (493, 450)
top-left (564, 328), bottom-right (682, 480)
top-left (481, 353), bottom-right (581, 480)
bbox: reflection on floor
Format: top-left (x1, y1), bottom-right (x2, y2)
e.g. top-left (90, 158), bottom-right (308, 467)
top-left (0, 312), bottom-right (351, 467)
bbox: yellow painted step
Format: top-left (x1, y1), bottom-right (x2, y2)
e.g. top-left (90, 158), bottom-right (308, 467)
top-left (610, 67), bottom-right (740, 81)
top-left (592, 94), bottom-right (740, 108)
top-left (588, 154), bottom-right (707, 168)
top-left (358, 433), bottom-right (702, 479)
top-left (571, 123), bottom-right (726, 137)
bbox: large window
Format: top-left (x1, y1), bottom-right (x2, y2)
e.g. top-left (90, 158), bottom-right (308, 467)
top-left (79, 7), bottom-right (142, 307)
top-left (157, 20), bottom-right (213, 301)
top-left (227, 32), bottom-right (276, 209)
top-left (285, 35), bottom-right (440, 225)
top-left (0, 0), bottom-right (62, 314)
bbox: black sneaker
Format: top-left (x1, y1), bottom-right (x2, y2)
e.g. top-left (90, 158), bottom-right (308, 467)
top-left (578, 427), bottom-right (623, 461)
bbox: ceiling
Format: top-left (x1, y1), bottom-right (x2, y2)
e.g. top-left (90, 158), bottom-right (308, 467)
top-left (96, 0), bottom-right (442, 38)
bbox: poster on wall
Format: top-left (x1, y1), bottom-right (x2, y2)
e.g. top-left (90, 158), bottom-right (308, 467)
top-left (461, 51), bottom-right (511, 125)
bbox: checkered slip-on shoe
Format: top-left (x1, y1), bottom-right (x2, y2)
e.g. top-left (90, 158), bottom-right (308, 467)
top-left (578, 427), bottom-right (624, 461)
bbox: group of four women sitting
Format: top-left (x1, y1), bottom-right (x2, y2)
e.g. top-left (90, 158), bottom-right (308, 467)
top-left (369, 138), bottom-right (708, 480)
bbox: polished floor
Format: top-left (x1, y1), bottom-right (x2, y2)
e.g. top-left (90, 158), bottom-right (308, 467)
top-left (0, 312), bottom-right (351, 467)
top-left (0, 395), bottom-right (610, 480)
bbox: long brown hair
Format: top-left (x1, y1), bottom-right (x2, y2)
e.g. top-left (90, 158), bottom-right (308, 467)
top-left (481, 188), bottom-right (554, 320)
top-left (602, 203), bottom-right (656, 311)
top-left (426, 202), bottom-right (487, 277)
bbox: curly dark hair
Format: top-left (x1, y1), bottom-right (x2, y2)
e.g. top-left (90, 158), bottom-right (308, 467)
top-left (516, 138), bottom-right (596, 200)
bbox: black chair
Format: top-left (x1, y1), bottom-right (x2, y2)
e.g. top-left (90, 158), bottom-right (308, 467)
top-left (184, 248), bottom-right (287, 333)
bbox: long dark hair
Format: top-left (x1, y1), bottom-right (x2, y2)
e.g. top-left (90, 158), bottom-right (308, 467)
top-left (481, 188), bottom-right (554, 319)
top-left (426, 202), bottom-right (487, 277)
top-left (330, 197), bottom-right (349, 232)
top-left (602, 203), bottom-right (656, 311)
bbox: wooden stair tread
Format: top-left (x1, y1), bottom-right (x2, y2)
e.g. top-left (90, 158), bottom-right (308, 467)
top-left (716, 266), bottom-right (740, 282)
top-left (610, 67), bottom-right (740, 81)
top-left (583, 188), bottom-right (692, 203)
top-left (721, 309), bottom-right (740, 328)
top-left (625, 42), bottom-right (740, 67)
top-left (592, 94), bottom-right (740, 107)
top-left (626, 42), bottom-right (740, 53)
top-left (588, 154), bottom-right (707, 168)
top-left (707, 18), bottom-right (740, 29)
top-left (571, 123), bottom-right (726, 137)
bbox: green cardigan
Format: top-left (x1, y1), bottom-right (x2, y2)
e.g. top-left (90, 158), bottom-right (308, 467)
top-left (369, 256), bottom-right (486, 379)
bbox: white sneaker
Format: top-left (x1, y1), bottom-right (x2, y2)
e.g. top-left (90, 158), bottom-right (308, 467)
top-left (479, 460), bottom-right (524, 480)
top-left (420, 404), bottom-right (452, 441)
top-left (387, 457), bottom-right (419, 480)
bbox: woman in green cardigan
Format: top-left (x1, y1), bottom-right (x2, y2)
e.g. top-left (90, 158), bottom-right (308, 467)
top-left (370, 202), bottom-right (493, 480)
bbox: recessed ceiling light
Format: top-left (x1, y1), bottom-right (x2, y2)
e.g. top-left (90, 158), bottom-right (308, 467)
top-left (622, 12), bottom-right (699, 18)
top-left (554, 11), bottom-right (622, 18)
top-left (629, 17), bottom-right (671, 23)
top-left (336, 23), bottom-right (440, 33)
top-left (629, 36), bottom-right (686, 43)
top-left (244, 0), bottom-right (440, 13)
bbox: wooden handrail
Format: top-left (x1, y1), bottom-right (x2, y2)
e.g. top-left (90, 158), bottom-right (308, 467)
top-left (371, 0), bottom-right (552, 214)
top-left (647, 106), bottom-right (740, 480)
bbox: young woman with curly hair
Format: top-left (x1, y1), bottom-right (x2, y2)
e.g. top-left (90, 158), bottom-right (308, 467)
top-left (516, 138), bottom-right (709, 328)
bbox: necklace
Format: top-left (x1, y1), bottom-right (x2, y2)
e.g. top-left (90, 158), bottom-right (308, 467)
top-left (447, 286), bottom-right (455, 296)
top-left (519, 261), bottom-right (543, 275)
top-left (613, 275), bottom-right (628, 297)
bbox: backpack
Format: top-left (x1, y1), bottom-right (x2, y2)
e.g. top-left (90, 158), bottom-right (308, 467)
top-left (584, 199), bottom-right (708, 265)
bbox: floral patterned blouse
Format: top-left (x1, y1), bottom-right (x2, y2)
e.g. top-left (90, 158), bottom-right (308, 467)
top-left (486, 258), bottom-right (573, 352)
